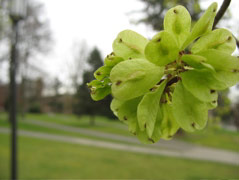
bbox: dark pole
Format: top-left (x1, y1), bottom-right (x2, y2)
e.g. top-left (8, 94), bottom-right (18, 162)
top-left (9, 18), bottom-right (19, 180)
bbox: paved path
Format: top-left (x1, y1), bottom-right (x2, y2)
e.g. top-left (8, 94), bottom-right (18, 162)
top-left (24, 119), bottom-right (194, 151)
top-left (1, 127), bottom-right (239, 166)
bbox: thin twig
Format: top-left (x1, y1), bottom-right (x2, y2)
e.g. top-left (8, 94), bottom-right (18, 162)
top-left (213, 0), bottom-right (231, 29)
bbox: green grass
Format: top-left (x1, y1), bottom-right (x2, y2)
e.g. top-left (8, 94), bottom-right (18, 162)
top-left (26, 113), bottom-right (131, 136)
top-left (27, 113), bottom-right (239, 152)
top-left (178, 126), bottom-right (239, 152)
top-left (0, 115), bottom-right (139, 146)
top-left (1, 112), bottom-right (239, 152)
top-left (0, 133), bottom-right (238, 180)
top-left (0, 112), bottom-right (132, 138)
top-left (0, 113), bottom-right (157, 148)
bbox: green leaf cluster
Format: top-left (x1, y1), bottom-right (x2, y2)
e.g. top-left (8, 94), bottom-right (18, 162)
top-left (88, 2), bottom-right (239, 143)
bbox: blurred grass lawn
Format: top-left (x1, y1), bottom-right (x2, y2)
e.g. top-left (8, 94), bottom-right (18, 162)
top-left (0, 133), bottom-right (238, 179)
top-left (178, 126), bottom-right (239, 152)
top-left (2, 112), bottom-right (238, 152)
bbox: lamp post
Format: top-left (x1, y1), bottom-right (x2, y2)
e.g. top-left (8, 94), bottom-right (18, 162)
top-left (9, 0), bottom-right (27, 179)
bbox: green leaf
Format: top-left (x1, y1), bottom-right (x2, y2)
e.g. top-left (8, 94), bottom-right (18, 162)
top-left (110, 59), bottom-right (164, 100)
top-left (191, 28), bottom-right (236, 54)
top-left (150, 117), bottom-right (162, 143)
top-left (164, 5), bottom-right (191, 48)
top-left (135, 125), bottom-right (152, 144)
top-left (117, 97), bottom-right (141, 122)
top-left (172, 81), bottom-right (208, 132)
top-left (111, 97), bottom-right (142, 134)
top-left (145, 31), bottom-right (179, 66)
top-left (116, 97), bottom-right (142, 133)
top-left (181, 70), bottom-right (218, 102)
top-left (90, 85), bottom-right (111, 101)
top-left (182, 53), bottom-right (239, 90)
top-left (137, 80), bottom-right (167, 136)
top-left (88, 79), bottom-right (111, 101)
top-left (110, 98), bottom-right (124, 116)
top-left (136, 104), bottom-right (164, 144)
top-left (113, 30), bottom-right (149, 60)
top-left (197, 49), bottom-right (239, 71)
top-left (104, 55), bottom-right (124, 67)
top-left (159, 103), bottom-right (179, 140)
top-left (213, 70), bottom-right (239, 88)
top-left (207, 100), bottom-right (218, 110)
top-left (94, 66), bottom-right (112, 80)
top-left (181, 54), bottom-right (215, 72)
top-left (182, 2), bottom-right (218, 49)
top-left (128, 118), bottom-right (138, 134)
top-left (87, 80), bottom-right (104, 89)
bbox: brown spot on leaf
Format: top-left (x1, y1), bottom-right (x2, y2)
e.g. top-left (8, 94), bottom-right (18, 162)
top-left (116, 80), bottom-right (122, 86)
top-left (148, 138), bottom-right (155, 143)
top-left (227, 36), bottom-right (232, 41)
top-left (123, 116), bottom-right (127, 121)
top-left (119, 38), bottom-right (123, 43)
top-left (144, 124), bottom-right (147, 128)
top-left (96, 72), bottom-right (101, 75)
top-left (157, 79), bottom-right (164, 85)
top-left (179, 51), bottom-right (185, 56)
top-left (173, 9), bottom-right (178, 14)
top-left (210, 89), bottom-right (216, 94)
top-left (150, 86), bottom-right (157, 92)
top-left (157, 38), bottom-right (161, 42)
top-left (90, 90), bottom-right (96, 95)
top-left (191, 122), bottom-right (196, 128)
top-left (160, 99), bottom-right (167, 104)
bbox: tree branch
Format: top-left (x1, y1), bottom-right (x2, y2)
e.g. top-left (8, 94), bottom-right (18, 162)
top-left (213, 0), bottom-right (231, 29)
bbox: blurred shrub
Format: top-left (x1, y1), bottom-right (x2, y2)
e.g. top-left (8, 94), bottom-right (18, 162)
top-left (28, 103), bottom-right (42, 113)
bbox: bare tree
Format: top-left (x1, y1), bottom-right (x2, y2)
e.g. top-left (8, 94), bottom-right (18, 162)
top-left (68, 41), bottom-right (88, 94)
top-left (18, 1), bottom-right (52, 117)
top-left (0, 0), bottom-right (52, 117)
